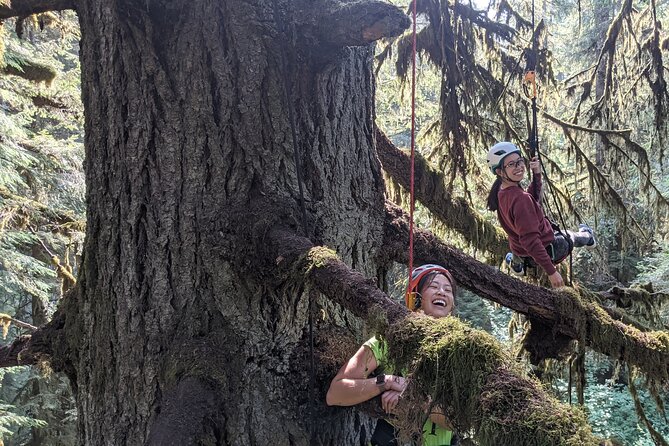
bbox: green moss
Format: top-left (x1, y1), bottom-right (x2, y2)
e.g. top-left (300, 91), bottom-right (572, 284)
top-left (479, 369), bottom-right (597, 446)
top-left (384, 315), bottom-right (600, 445)
top-left (305, 246), bottom-right (338, 271)
top-left (545, 285), bottom-right (669, 384)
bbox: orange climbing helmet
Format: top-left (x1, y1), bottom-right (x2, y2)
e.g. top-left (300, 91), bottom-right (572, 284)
top-left (405, 264), bottom-right (455, 311)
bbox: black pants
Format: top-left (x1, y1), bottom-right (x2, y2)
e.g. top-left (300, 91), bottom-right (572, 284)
top-left (370, 419), bottom-right (398, 446)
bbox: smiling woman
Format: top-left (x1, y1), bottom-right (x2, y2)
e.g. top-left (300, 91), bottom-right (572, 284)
top-left (418, 273), bottom-right (454, 317)
top-left (410, 265), bottom-right (456, 318)
top-left (326, 264), bottom-right (458, 446)
top-left (486, 141), bottom-right (596, 288)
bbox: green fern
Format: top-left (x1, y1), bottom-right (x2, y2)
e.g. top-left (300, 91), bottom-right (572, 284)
top-left (0, 402), bottom-right (47, 435)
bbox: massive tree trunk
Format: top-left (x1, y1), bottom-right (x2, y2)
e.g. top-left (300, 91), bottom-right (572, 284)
top-left (68, 0), bottom-right (407, 444)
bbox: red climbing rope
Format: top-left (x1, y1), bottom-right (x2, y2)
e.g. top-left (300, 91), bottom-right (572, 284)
top-left (408, 0), bottom-right (418, 284)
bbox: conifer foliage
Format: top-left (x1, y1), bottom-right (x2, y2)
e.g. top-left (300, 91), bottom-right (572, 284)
top-left (0, 11), bottom-right (81, 444)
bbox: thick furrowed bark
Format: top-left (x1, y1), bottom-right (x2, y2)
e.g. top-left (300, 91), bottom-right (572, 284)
top-left (375, 128), bottom-right (508, 260)
top-left (381, 201), bottom-right (669, 382)
top-left (73, 0), bottom-right (405, 444)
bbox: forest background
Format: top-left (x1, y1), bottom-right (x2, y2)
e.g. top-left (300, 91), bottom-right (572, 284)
top-left (0, 0), bottom-right (668, 444)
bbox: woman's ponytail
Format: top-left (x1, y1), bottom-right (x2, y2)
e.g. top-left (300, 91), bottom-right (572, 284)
top-left (487, 177), bottom-right (502, 211)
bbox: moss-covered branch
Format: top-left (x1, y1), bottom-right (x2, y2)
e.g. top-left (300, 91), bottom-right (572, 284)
top-left (381, 201), bottom-right (669, 383)
top-left (387, 317), bottom-right (600, 445)
top-left (266, 227), bottom-right (602, 444)
top-left (269, 228), bottom-right (408, 329)
top-left (375, 127), bottom-right (508, 260)
top-left (601, 285), bottom-right (669, 305)
top-left (0, 0), bottom-right (74, 19)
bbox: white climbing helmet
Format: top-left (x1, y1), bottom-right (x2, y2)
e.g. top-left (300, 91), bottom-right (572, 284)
top-left (487, 142), bottom-right (521, 173)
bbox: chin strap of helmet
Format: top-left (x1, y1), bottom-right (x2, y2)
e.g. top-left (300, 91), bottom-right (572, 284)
top-left (500, 168), bottom-right (523, 185)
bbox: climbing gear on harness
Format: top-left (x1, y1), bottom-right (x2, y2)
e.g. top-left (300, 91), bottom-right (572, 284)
top-left (506, 225), bottom-right (574, 274)
top-left (487, 142), bottom-right (522, 173)
top-left (547, 220), bottom-right (573, 264)
top-left (405, 264), bottom-right (454, 311)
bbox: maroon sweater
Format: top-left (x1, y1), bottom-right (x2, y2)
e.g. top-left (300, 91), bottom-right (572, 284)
top-left (497, 174), bottom-right (556, 275)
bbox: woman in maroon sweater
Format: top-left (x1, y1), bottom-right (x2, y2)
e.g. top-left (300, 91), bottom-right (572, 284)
top-left (486, 142), bottom-right (595, 288)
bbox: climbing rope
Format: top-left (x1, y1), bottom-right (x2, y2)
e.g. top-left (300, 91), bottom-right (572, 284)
top-left (523, 0), bottom-right (574, 285)
top-left (408, 0), bottom-right (418, 286)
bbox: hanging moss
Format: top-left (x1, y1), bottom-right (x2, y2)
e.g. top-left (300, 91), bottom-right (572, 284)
top-left (628, 367), bottom-right (669, 446)
top-left (478, 369), bottom-right (596, 446)
top-left (384, 315), bottom-right (602, 445)
top-left (554, 287), bottom-right (669, 384)
top-left (375, 129), bottom-right (509, 262)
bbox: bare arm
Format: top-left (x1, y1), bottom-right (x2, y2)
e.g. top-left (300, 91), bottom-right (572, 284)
top-left (326, 345), bottom-right (382, 406)
top-left (326, 344), bottom-right (405, 406)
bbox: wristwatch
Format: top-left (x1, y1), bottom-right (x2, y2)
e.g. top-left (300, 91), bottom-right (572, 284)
top-left (375, 374), bottom-right (386, 390)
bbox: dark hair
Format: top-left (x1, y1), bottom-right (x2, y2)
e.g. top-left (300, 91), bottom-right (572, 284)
top-left (487, 177), bottom-right (502, 211)
top-left (417, 271), bottom-right (456, 297)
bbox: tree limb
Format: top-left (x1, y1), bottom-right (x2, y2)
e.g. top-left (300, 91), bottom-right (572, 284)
top-left (381, 201), bottom-right (669, 382)
top-left (269, 228), bottom-right (408, 328)
top-left (310, 0), bottom-right (410, 48)
top-left (0, 314), bottom-right (38, 332)
top-left (0, 306), bottom-right (66, 368)
top-left (2, 58), bottom-right (57, 84)
top-left (375, 128), bottom-right (508, 260)
top-left (0, 335), bottom-right (35, 367)
top-left (0, 0), bottom-right (74, 19)
top-left (454, 2), bottom-right (516, 38)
